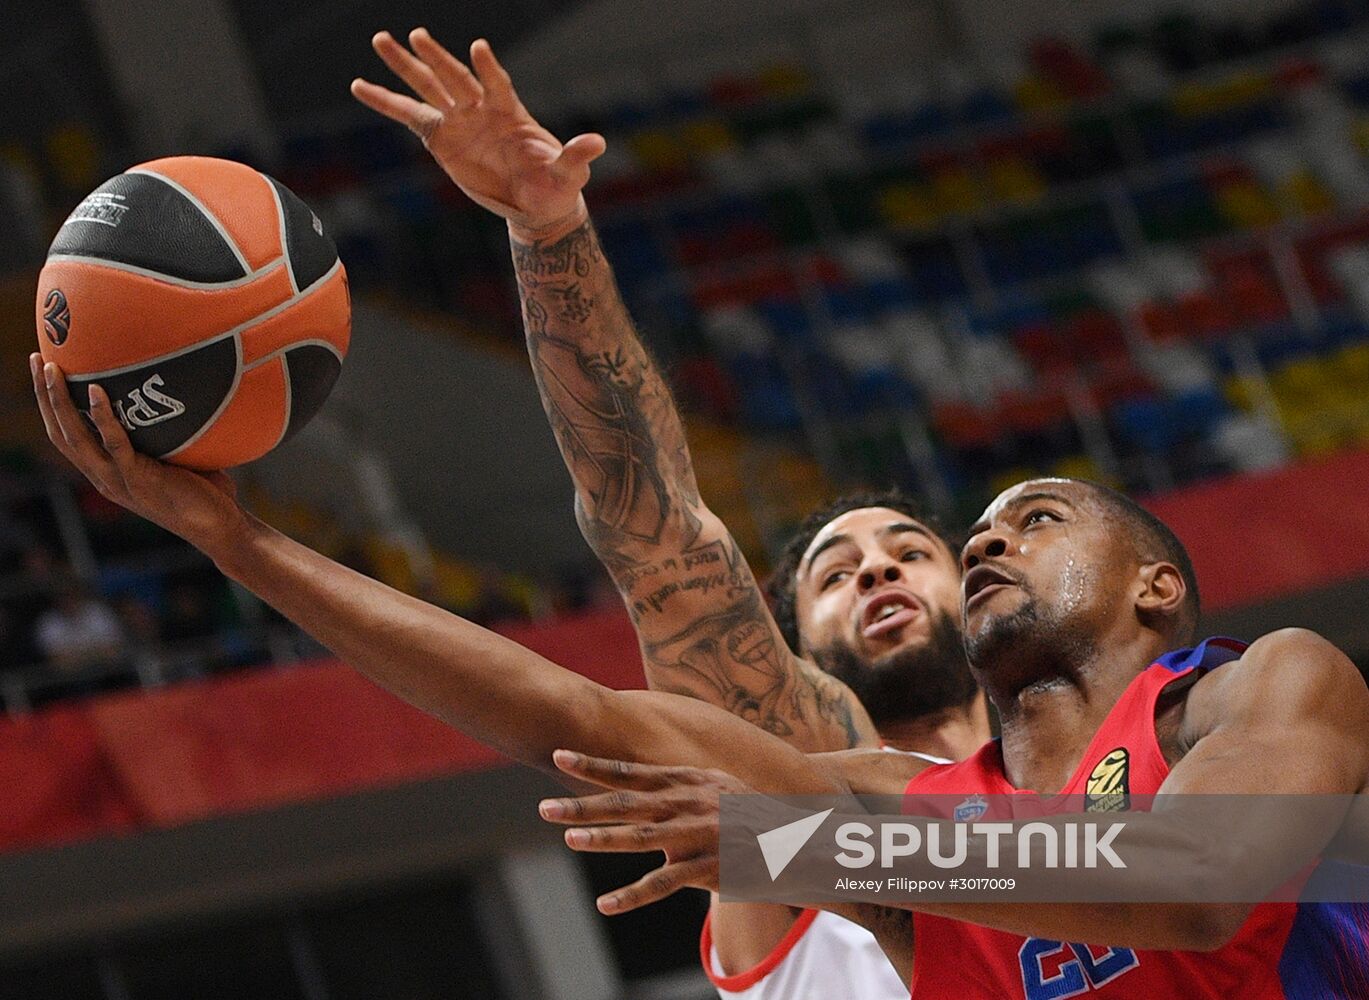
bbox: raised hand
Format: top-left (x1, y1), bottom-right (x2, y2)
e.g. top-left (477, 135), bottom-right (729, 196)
top-left (30, 354), bottom-right (247, 559)
top-left (351, 30), bottom-right (606, 239)
top-left (538, 749), bottom-right (744, 913)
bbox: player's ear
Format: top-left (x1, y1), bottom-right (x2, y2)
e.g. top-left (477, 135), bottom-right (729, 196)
top-left (1135, 562), bottom-right (1186, 624)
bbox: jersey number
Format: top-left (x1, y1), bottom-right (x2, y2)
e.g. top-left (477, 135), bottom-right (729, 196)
top-left (1018, 939), bottom-right (1139, 999)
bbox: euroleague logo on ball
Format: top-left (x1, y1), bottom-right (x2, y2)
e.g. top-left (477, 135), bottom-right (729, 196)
top-left (43, 289), bottom-right (71, 345)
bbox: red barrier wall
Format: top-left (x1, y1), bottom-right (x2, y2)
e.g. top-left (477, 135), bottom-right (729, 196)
top-left (5, 450), bottom-right (1369, 854)
top-left (1142, 449), bottom-right (1369, 609)
top-left (1, 607), bottom-right (642, 852)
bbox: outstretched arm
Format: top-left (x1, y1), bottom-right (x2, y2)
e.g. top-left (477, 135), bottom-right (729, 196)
top-left (351, 30), bottom-right (875, 754)
top-left (29, 356), bottom-right (849, 798)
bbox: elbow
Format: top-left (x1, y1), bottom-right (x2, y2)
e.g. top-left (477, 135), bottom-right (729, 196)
top-left (572, 492), bottom-right (644, 565)
top-left (1167, 905), bottom-right (1248, 952)
top-left (1144, 832), bottom-right (1250, 950)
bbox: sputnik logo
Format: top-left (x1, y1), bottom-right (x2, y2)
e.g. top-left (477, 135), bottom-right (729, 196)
top-left (756, 808), bottom-right (833, 881)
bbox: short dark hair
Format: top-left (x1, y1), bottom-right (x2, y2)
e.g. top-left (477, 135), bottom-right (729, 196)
top-left (1073, 480), bottom-right (1201, 640)
top-left (766, 490), bottom-right (954, 654)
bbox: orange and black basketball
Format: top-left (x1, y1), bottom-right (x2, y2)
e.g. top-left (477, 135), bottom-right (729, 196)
top-left (35, 156), bottom-right (350, 470)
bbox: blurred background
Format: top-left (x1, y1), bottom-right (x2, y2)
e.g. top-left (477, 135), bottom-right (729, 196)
top-left (3, 0), bottom-right (1369, 996)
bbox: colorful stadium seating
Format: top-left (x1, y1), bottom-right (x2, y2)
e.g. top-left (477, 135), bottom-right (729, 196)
top-left (11, 0), bottom-right (1369, 709)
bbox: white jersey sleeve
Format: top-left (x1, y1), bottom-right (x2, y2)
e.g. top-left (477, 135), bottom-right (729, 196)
top-left (700, 908), bottom-right (909, 1000)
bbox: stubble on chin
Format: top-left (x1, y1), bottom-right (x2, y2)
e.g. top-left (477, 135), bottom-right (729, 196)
top-left (965, 601), bottom-right (1039, 670)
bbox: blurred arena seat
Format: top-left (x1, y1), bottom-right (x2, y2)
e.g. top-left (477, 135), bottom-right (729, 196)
top-left (6, 0), bottom-right (1369, 712)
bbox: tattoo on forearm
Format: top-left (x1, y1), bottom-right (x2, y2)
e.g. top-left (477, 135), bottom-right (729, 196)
top-left (622, 539), bottom-right (742, 618)
top-left (643, 590), bottom-right (796, 738)
top-left (554, 282), bottom-right (594, 322)
top-left (512, 221), bottom-right (700, 561)
top-left (511, 221), bottom-right (864, 750)
top-left (641, 586), bottom-right (861, 746)
top-left (510, 226), bottom-right (601, 283)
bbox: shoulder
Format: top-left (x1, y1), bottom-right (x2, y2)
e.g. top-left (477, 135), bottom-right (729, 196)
top-left (1188, 629), bottom-right (1361, 714)
top-left (1183, 628), bottom-right (1368, 743)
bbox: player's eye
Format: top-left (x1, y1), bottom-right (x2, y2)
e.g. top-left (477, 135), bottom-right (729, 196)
top-left (901, 550), bottom-right (929, 561)
top-left (821, 570), bottom-right (848, 590)
top-left (1024, 509), bottom-right (1060, 527)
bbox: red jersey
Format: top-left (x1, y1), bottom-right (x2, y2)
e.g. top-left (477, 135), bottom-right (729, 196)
top-left (903, 637), bottom-right (1369, 999)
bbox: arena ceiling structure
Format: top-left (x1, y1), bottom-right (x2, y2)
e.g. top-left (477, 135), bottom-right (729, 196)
top-left (226, 0), bottom-right (575, 128)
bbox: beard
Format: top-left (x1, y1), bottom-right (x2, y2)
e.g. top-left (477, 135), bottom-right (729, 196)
top-left (964, 593), bottom-right (1041, 672)
top-left (809, 611), bottom-right (978, 726)
top-left (963, 585), bottom-right (1097, 695)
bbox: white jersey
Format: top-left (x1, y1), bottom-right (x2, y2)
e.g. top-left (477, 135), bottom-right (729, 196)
top-left (700, 748), bottom-right (947, 1000)
top-left (701, 908), bottom-right (908, 1000)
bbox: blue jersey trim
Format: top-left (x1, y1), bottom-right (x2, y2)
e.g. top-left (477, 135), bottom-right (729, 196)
top-left (1152, 636), bottom-right (1247, 674)
top-left (1279, 901), bottom-right (1369, 999)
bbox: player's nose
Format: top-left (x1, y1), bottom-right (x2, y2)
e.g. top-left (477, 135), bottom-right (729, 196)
top-left (961, 530), bottom-right (1010, 571)
top-left (857, 559), bottom-right (902, 592)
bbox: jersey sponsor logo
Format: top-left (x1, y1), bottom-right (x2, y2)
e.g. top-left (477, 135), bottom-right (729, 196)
top-left (116, 374), bottom-right (187, 429)
top-left (1085, 748), bottom-right (1130, 813)
top-left (43, 289), bottom-right (70, 345)
top-left (1019, 939), bottom-right (1139, 999)
top-left (954, 795), bottom-right (988, 822)
top-left (64, 192), bottom-right (130, 228)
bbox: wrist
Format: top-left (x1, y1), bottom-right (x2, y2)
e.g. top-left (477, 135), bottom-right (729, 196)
top-left (508, 197), bottom-right (590, 244)
top-left (204, 509), bottom-right (269, 583)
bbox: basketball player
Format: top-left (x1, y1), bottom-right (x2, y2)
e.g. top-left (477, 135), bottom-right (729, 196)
top-left (29, 355), bottom-right (1369, 994)
top-left (350, 29), bottom-right (990, 997)
top-left (539, 476), bottom-right (1369, 996)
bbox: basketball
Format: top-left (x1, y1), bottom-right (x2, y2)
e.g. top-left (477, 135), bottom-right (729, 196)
top-left (35, 156), bottom-right (350, 470)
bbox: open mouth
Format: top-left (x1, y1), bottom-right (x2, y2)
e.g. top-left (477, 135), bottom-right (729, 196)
top-left (963, 564), bottom-right (1017, 611)
top-left (859, 591), bottom-right (924, 639)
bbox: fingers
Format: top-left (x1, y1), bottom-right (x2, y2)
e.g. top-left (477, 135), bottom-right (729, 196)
top-left (30, 354), bottom-right (62, 451)
top-left (540, 787), bottom-right (699, 825)
top-left (86, 383), bottom-right (136, 474)
top-left (469, 38), bottom-right (516, 108)
top-left (409, 28), bottom-right (483, 107)
top-left (562, 822), bottom-right (667, 852)
top-left (560, 817), bottom-right (713, 854)
top-left (596, 857), bottom-right (717, 914)
top-left (350, 79), bottom-right (445, 140)
top-left (559, 133), bottom-right (607, 168)
top-left (31, 356), bottom-right (119, 494)
top-left (552, 749), bottom-right (700, 791)
top-left (40, 361), bottom-right (92, 454)
top-left (371, 31), bottom-right (454, 109)
top-left (551, 133), bottom-right (606, 188)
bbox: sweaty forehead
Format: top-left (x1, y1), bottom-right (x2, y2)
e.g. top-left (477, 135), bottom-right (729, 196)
top-left (976, 478), bottom-right (1096, 527)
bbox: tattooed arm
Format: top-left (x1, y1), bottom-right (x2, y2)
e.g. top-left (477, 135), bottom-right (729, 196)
top-left (352, 28), bottom-right (875, 753)
top-left (511, 220), bottom-right (874, 751)
top-left (353, 34), bottom-right (881, 985)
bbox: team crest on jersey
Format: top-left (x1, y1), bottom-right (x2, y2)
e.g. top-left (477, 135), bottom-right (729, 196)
top-left (1085, 748), bottom-right (1130, 812)
top-left (954, 794), bottom-right (989, 822)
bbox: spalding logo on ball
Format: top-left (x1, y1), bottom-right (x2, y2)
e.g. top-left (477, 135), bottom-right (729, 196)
top-left (35, 156), bottom-right (351, 470)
